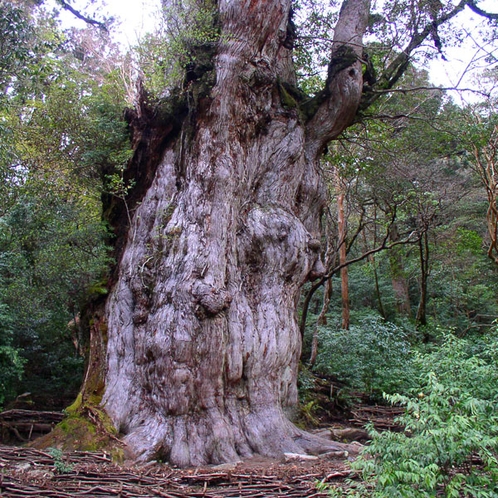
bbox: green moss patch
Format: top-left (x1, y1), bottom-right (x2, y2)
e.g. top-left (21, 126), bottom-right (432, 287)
top-left (31, 398), bottom-right (124, 458)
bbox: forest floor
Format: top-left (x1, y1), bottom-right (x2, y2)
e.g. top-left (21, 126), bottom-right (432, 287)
top-left (0, 386), bottom-right (400, 498)
top-left (0, 445), bottom-right (354, 497)
top-left (0, 403), bottom-right (401, 497)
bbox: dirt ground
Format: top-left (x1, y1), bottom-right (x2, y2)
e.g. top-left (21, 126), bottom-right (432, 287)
top-left (0, 400), bottom-right (401, 497)
top-left (0, 444), bottom-right (358, 497)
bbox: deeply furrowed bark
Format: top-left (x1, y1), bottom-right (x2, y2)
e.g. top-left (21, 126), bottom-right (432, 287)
top-left (93, 0), bottom-right (370, 466)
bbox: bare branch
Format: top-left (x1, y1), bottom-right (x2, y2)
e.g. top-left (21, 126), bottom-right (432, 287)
top-left (57, 0), bottom-right (108, 32)
top-left (331, 230), bottom-right (419, 277)
top-left (364, 85), bottom-right (490, 98)
top-left (299, 207), bottom-right (419, 338)
top-left (359, 0), bottom-right (470, 111)
top-left (467, 0), bottom-right (498, 20)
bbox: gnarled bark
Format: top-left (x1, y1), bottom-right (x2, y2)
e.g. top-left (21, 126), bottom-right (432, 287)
top-left (85, 0), bottom-right (370, 466)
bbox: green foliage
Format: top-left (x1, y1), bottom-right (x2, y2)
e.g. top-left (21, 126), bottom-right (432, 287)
top-left (0, 1), bottom-right (60, 212)
top-left (0, 2), bottom-right (32, 83)
top-left (0, 193), bottom-right (109, 404)
top-left (455, 228), bottom-right (483, 256)
top-left (0, 5), bottom-right (129, 407)
top-left (18, 59), bottom-right (132, 191)
top-left (314, 313), bottom-right (417, 399)
top-left (298, 364), bottom-right (318, 399)
top-left (350, 332), bottom-right (498, 497)
top-left (344, 261), bottom-right (400, 320)
top-left (430, 229), bottom-right (498, 333)
top-left (135, 0), bottom-right (219, 97)
top-left (0, 1), bottom-right (60, 97)
top-left (0, 300), bottom-right (24, 407)
top-left (48, 447), bottom-right (74, 474)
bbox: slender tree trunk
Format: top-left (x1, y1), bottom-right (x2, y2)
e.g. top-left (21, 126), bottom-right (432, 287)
top-left (362, 216), bottom-right (385, 317)
top-left (471, 126), bottom-right (498, 265)
top-left (337, 184), bottom-right (350, 329)
top-left (309, 277), bottom-right (333, 367)
top-left (416, 231), bottom-right (430, 331)
top-left (389, 224), bottom-right (412, 317)
top-left (371, 254), bottom-right (386, 319)
top-left (82, 0), bottom-right (370, 466)
top-left (309, 217), bottom-right (336, 366)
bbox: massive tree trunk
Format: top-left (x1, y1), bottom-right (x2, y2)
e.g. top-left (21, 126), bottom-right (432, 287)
top-left (91, 0), bottom-right (369, 466)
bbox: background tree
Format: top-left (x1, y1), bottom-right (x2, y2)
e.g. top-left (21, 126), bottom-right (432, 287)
top-left (457, 71), bottom-right (498, 265)
top-left (301, 61), bottom-right (498, 382)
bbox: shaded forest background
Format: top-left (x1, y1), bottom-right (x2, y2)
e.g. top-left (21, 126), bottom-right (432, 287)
top-left (1, 0), bottom-right (498, 494)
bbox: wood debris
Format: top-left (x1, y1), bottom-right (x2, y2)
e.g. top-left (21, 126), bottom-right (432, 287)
top-left (0, 410), bottom-right (65, 443)
top-left (0, 445), bottom-right (353, 497)
top-left (350, 404), bottom-right (405, 431)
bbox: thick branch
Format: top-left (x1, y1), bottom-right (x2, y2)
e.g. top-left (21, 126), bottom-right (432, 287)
top-left (359, 0), bottom-right (485, 112)
top-left (57, 0), bottom-right (108, 31)
top-left (304, 0), bottom-right (371, 155)
top-left (467, 0), bottom-right (498, 20)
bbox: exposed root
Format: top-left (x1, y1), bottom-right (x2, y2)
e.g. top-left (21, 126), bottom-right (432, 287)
top-left (120, 406), bottom-right (357, 467)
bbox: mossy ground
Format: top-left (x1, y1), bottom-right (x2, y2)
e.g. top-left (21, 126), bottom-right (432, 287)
top-left (30, 396), bottom-right (125, 462)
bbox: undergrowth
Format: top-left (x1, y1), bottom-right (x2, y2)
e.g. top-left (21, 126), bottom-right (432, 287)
top-left (313, 313), bottom-right (418, 400)
top-left (327, 331), bottom-right (498, 497)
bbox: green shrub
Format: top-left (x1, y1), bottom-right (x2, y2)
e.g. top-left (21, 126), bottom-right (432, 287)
top-left (48, 447), bottom-right (74, 474)
top-left (350, 332), bottom-right (498, 497)
top-left (313, 314), bottom-right (417, 399)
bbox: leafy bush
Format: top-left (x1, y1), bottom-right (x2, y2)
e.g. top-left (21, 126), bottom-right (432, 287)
top-left (350, 332), bottom-right (498, 497)
top-left (313, 314), bottom-right (417, 399)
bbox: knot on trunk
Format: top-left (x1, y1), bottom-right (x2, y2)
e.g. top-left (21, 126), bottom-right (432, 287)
top-left (307, 238), bottom-right (321, 252)
top-left (239, 207), bottom-right (320, 285)
top-left (307, 238), bottom-right (325, 281)
top-left (308, 258), bottom-right (326, 281)
top-left (193, 282), bottom-right (232, 316)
